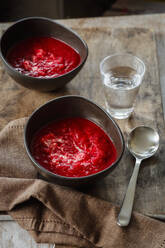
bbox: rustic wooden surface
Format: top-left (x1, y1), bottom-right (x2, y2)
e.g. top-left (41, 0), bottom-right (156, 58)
top-left (0, 221), bottom-right (54, 248)
top-left (71, 27), bottom-right (165, 215)
top-left (1, 13), bottom-right (165, 247)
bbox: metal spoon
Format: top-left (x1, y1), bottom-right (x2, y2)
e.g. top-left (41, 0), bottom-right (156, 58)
top-left (117, 126), bottom-right (159, 227)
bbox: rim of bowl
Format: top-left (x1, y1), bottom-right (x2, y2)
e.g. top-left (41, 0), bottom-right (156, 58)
top-left (100, 53), bottom-right (146, 78)
top-left (0, 16), bottom-right (88, 80)
top-left (24, 95), bottom-right (125, 181)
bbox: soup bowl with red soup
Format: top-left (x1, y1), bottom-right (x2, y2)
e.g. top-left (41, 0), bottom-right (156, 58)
top-left (24, 95), bottom-right (125, 187)
top-left (0, 17), bottom-right (88, 91)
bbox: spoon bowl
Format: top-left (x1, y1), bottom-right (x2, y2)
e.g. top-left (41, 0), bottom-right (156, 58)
top-left (128, 126), bottom-right (159, 159)
top-left (117, 126), bottom-right (159, 227)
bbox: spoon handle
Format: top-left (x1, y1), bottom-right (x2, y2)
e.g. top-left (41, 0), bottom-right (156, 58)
top-left (117, 158), bottom-right (142, 227)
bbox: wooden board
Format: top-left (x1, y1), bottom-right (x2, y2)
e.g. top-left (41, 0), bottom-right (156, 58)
top-left (0, 26), bottom-right (165, 216)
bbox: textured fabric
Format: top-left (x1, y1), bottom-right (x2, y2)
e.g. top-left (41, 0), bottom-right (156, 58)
top-left (0, 118), bottom-right (165, 248)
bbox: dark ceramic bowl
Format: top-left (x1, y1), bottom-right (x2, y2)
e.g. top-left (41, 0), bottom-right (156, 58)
top-left (0, 17), bottom-right (88, 92)
top-left (24, 95), bottom-right (124, 187)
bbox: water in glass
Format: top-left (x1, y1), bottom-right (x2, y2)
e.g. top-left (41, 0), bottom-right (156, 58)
top-left (103, 66), bottom-right (141, 119)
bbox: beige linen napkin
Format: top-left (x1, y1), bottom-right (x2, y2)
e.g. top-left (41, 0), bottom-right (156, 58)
top-left (0, 118), bottom-right (165, 248)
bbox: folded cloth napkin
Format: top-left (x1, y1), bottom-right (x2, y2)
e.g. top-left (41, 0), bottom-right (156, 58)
top-left (0, 118), bottom-right (165, 248)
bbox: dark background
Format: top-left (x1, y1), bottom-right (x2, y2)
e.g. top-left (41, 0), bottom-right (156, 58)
top-left (1, 0), bottom-right (165, 22)
top-left (0, 0), bottom-right (114, 22)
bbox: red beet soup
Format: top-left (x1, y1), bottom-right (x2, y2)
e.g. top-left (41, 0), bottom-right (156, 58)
top-left (7, 37), bottom-right (81, 78)
top-left (31, 117), bottom-right (117, 177)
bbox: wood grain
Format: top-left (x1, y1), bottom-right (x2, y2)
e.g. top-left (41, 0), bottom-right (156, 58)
top-left (0, 221), bottom-right (54, 247)
top-left (71, 27), bottom-right (165, 216)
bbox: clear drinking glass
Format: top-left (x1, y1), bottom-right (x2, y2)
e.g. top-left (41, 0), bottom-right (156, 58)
top-left (100, 54), bottom-right (145, 119)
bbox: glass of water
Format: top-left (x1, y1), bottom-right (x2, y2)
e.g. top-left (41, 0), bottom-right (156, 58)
top-left (100, 54), bottom-right (145, 119)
